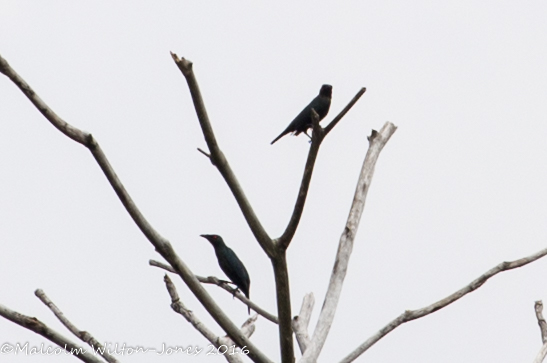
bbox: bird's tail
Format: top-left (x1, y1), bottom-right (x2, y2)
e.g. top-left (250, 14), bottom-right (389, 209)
top-left (247, 292), bottom-right (251, 314)
top-left (270, 132), bottom-right (285, 145)
top-left (271, 125), bottom-right (292, 145)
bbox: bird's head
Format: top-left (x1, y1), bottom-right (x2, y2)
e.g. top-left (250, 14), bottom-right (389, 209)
top-left (320, 84), bottom-right (332, 98)
top-left (200, 234), bottom-right (224, 247)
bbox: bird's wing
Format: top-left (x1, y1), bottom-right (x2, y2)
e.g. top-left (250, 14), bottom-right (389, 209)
top-left (218, 248), bottom-right (251, 297)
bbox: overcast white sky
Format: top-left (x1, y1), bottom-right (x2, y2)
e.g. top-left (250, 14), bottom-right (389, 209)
top-left (2, 1), bottom-right (547, 362)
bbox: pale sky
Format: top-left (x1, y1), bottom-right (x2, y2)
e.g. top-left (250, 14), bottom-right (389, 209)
top-left (1, 1), bottom-right (547, 362)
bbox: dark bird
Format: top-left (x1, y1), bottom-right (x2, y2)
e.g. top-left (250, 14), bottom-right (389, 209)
top-left (201, 234), bottom-right (251, 313)
top-left (270, 84), bottom-right (332, 145)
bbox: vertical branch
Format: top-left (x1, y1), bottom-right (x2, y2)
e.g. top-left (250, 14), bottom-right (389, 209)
top-left (170, 53), bottom-right (275, 258)
top-left (271, 253), bottom-right (295, 363)
top-left (300, 122), bottom-right (397, 363)
top-left (534, 300), bottom-right (547, 363)
top-left (292, 293), bottom-right (315, 353)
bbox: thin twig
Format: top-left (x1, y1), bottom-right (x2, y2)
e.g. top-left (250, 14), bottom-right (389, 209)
top-left (339, 246), bottom-right (547, 363)
top-left (0, 53), bottom-right (272, 363)
top-left (150, 259), bottom-right (278, 324)
top-left (292, 293), bottom-right (315, 354)
top-left (277, 88), bottom-right (367, 250)
top-left (197, 147), bottom-right (211, 159)
top-left (300, 122), bottom-right (397, 363)
top-left (0, 303), bottom-right (106, 363)
top-left (163, 275), bottom-right (247, 363)
top-left (35, 289), bottom-right (118, 363)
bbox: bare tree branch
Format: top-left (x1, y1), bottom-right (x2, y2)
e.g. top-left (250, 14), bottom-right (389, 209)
top-left (34, 289), bottom-right (118, 363)
top-left (170, 52), bottom-right (275, 258)
top-left (292, 293), bottom-right (315, 354)
top-left (278, 88), bottom-right (366, 250)
top-left (300, 122), bottom-right (397, 363)
top-left (536, 301), bottom-right (547, 344)
top-left (534, 342), bottom-right (547, 363)
top-left (324, 88), bottom-right (366, 136)
top-left (0, 303), bottom-right (106, 363)
top-left (0, 56), bottom-right (87, 144)
top-left (164, 274), bottom-right (251, 363)
top-left (339, 246), bottom-right (547, 363)
top-left (150, 259), bottom-right (278, 324)
top-left (0, 53), bottom-right (272, 363)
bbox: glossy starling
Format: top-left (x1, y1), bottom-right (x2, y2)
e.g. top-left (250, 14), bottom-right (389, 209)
top-left (270, 84), bottom-right (332, 145)
top-left (201, 234), bottom-right (251, 313)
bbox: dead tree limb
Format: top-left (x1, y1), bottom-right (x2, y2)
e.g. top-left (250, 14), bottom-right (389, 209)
top-left (534, 300), bottom-right (547, 363)
top-left (533, 343), bottom-right (547, 363)
top-left (339, 246), bottom-right (547, 363)
top-left (0, 53), bottom-right (272, 363)
top-left (299, 122), bottom-right (397, 363)
top-left (292, 293), bottom-right (315, 354)
top-left (536, 300), bottom-right (547, 344)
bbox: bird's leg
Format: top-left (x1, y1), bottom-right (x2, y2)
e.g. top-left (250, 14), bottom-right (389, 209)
top-left (304, 130), bottom-right (313, 144)
top-left (231, 287), bottom-right (241, 299)
top-left (221, 280), bottom-right (240, 298)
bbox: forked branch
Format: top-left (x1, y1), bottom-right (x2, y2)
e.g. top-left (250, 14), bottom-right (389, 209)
top-left (0, 303), bottom-right (105, 363)
top-left (278, 88), bottom-right (367, 250)
top-left (0, 53), bottom-right (271, 363)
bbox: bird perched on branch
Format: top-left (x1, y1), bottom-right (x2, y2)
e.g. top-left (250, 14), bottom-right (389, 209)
top-left (201, 234), bottom-right (251, 314)
top-left (271, 84), bottom-right (332, 145)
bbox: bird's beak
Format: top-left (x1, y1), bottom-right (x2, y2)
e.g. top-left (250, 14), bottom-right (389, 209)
top-left (200, 234), bottom-right (210, 241)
